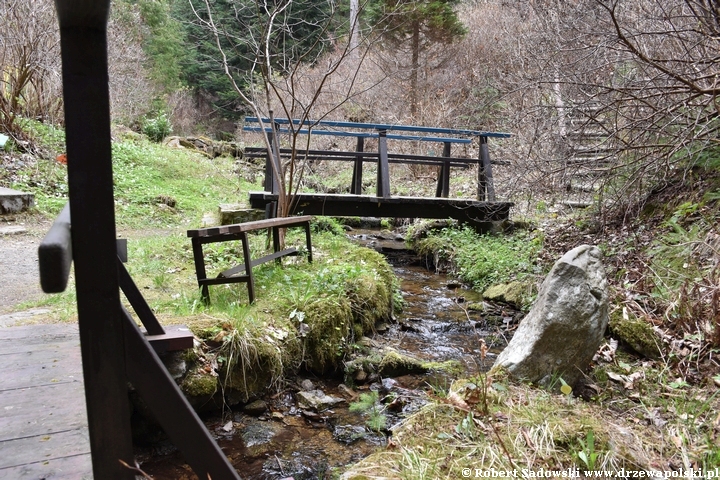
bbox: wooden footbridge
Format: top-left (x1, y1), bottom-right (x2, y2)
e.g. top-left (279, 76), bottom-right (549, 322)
top-left (243, 117), bottom-right (513, 227)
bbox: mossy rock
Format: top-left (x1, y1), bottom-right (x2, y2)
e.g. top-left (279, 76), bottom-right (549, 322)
top-left (378, 350), bottom-right (428, 377)
top-left (609, 312), bottom-right (662, 359)
top-left (180, 373), bottom-right (218, 407)
top-left (482, 281), bottom-right (528, 307)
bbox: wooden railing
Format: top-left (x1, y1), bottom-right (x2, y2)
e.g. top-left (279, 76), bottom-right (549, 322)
top-left (243, 116), bottom-right (511, 201)
top-left (38, 203), bottom-right (238, 478)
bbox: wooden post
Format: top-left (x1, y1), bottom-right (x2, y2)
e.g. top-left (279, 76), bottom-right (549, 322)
top-left (351, 136), bottom-right (364, 194)
top-left (54, 2), bottom-right (135, 477)
top-left (240, 232), bottom-right (255, 302)
top-left (435, 142), bottom-right (452, 198)
top-left (478, 136), bottom-right (495, 201)
top-left (263, 131), bottom-right (281, 195)
top-left (376, 130), bottom-right (391, 198)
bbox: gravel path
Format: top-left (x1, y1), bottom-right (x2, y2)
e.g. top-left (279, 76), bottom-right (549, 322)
top-left (0, 219), bottom-right (52, 324)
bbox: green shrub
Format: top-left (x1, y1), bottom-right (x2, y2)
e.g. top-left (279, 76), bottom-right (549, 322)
top-left (411, 225), bottom-right (543, 293)
top-left (141, 113), bottom-right (173, 142)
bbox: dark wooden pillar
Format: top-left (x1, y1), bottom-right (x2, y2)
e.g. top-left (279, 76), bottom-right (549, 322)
top-left (54, 2), bottom-right (135, 478)
top-left (435, 141), bottom-right (452, 198)
top-left (264, 131), bottom-right (281, 195)
top-left (351, 136), bottom-right (364, 194)
top-left (376, 130), bottom-right (391, 198)
top-left (478, 136), bottom-right (495, 201)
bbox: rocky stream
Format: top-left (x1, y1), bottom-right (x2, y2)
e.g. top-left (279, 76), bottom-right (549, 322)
top-left (136, 230), bottom-right (521, 479)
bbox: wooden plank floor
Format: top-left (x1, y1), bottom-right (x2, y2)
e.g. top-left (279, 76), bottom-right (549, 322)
top-left (0, 324), bottom-right (92, 479)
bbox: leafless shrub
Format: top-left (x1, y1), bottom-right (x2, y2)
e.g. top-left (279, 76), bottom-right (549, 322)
top-left (107, 3), bottom-right (159, 126)
top-left (0, 0), bottom-right (62, 139)
top-left (0, 0), bottom-right (161, 142)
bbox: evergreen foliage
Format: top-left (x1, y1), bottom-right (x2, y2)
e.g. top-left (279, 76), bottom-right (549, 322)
top-left (137, 0), bottom-right (189, 92)
top-left (172, 0), bottom-right (339, 119)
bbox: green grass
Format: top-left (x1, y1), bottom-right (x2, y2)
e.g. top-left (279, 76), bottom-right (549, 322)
top-left (8, 119), bottom-right (260, 226)
top-left (409, 224), bottom-right (544, 294)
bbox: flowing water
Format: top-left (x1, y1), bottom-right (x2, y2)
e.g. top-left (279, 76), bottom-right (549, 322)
top-left (137, 230), bottom-right (519, 479)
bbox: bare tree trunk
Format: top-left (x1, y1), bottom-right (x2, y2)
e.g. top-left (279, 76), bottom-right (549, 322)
top-left (350, 0), bottom-right (360, 54)
top-left (410, 20), bottom-right (420, 117)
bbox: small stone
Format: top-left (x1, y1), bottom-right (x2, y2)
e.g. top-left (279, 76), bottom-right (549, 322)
top-left (338, 383), bottom-right (358, 399)
top-left (243, 399), bottom-right (268, 416)
top-left (271, 411), bottom-right (284, 420)
top-left (296, 390), bottom-right (344, 411)
top-left (380, 377), bottom-right (398, 392)
top-left (299, 379), bottom-right (315, 391)
top-left (375, 322), bottom-right (389, 333)
top-left (333, 425), bottom-right (366, 444)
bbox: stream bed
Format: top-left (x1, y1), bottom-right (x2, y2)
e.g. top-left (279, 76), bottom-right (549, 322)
top-left (136, 230), bottom-right (520, 479)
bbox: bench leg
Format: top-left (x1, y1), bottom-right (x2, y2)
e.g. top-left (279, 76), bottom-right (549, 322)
top-left (191, 238), bottom-right (210, 304)
top-left (304, 222), bottom-right (313, 263)
top-left (240, 232), bottom-right (255, 303)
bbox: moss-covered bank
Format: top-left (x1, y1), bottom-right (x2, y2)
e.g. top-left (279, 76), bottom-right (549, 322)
top-left (178, 228), bottom-right (399, 406)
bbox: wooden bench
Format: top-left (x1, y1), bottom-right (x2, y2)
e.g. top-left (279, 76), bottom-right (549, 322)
top-left (187, 215), bottom-right (313, 304)
top-left (243, 116), bottom-right (511, 200)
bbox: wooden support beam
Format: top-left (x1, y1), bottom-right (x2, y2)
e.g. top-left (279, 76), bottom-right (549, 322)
top-left (435, 142), bottom-right (452, 198)
top-left (145, 325), bottom-right (195, 354)
top-left (351, 137), bottom-right (364, 194)
top-left (117, 260), bottom-right (166, 336)
top-left (55, 2), bottom-right (135, 476)
top-left (478, 136), bottom-right (495, 202)
top-left (122, 310), bottom-right (240, 479)
top-left (377, 130), bottom-right (391, 198)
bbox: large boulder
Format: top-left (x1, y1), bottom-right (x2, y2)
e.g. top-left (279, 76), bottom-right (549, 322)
top-left (492, 244), bottom-right (608, 387)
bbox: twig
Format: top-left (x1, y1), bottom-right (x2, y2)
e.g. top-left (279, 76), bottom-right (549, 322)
top-left (118, 459), bottom-right (153, 479)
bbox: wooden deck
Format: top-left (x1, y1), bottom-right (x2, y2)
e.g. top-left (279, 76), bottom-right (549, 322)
top-left (0, 324), bottom-right (92, 479)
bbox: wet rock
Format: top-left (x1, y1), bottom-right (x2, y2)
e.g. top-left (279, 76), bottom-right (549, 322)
top-left (492, 245), bottom-right (608, 387)
top-left (296, 389), bottom-right (344, 411)
top-left (380, 377), bottom-right (398, 392)
top-left (241, 419), bottom-right (281, 454)
top-left (338, 383), bottom-right (358, 399)
top-left (333, 425), bottom-right (367, 444)
top-left (243, 399), bottom-right (268, 416)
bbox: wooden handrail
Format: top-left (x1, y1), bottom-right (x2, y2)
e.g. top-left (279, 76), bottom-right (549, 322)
top-left (245, 116), bottom-right (512, 138)
top-left (38, 203), bottom-right (72, 294)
